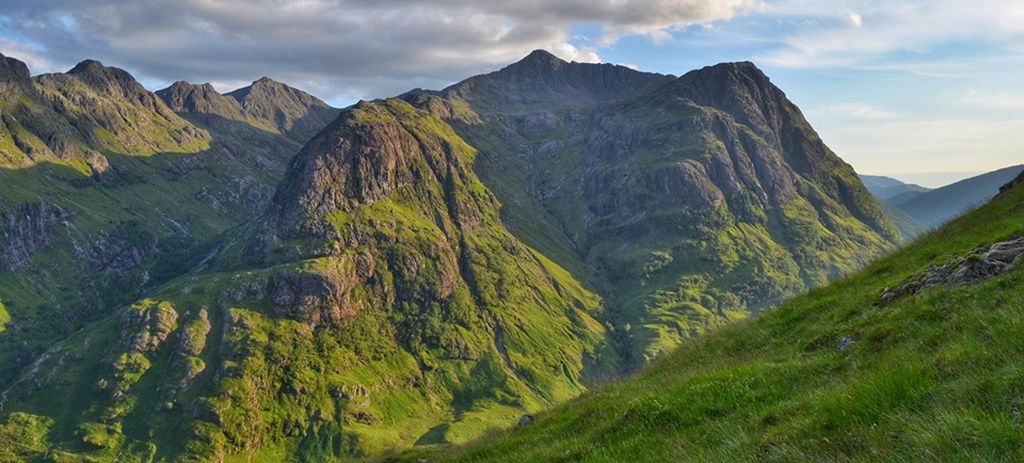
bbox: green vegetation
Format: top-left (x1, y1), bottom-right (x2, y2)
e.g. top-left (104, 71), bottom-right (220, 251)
top-left (0, 300), bottom-right (8, 332)
top-left (0, 413), bottom-right (52, 462)
top-left (442, 57), bottom-right (899, 366)
top-left (395, 170), bottom-right (1024, 462)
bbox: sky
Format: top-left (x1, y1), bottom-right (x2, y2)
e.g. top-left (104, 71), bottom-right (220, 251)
top-left (1, 0), bottom-right (1022, 187)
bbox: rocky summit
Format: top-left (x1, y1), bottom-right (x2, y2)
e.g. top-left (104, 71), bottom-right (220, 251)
top-left (0, 51), bottom-right (904, 461)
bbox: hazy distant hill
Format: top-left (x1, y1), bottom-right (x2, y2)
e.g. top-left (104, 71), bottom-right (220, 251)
top-left (893, 165), bottom-right (1024, 228)
top-left (859, 174), bottom-right (931, 201)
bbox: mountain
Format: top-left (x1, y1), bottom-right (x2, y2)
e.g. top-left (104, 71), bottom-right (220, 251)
top-left (415, 52), bottom-right (900, 363)
top-left (398, 149), bottom-right (1024, 462)
top-left (856, 175), bottom-right (930, 238)
top-left (0, 53), bottom-right (336, 388)
top-left (0, 51), bottom-right (901, 461)
top-left (157, 77), bottom-right (338, 144)
top-left (890, 165), bottom-right (1024, 228)
top-left (876, 199), bottom-right (929, 240)
top-left (859, 174), bottom-right (931, 201)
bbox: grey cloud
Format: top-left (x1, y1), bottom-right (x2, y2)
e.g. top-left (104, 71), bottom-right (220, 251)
top-left (0, 0), bottom-right (758, 103)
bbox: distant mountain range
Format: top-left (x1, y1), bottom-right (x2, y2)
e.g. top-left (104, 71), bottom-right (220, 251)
top-left (860, 174), bottom-right (932, 200)
top-left (861, 165), bottom-right (1024, 232)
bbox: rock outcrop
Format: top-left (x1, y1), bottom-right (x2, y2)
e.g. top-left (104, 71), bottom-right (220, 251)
top-left (882, 236), bottom-right (1024, 302)
top-left (0, 202), bottom-right (70, 272)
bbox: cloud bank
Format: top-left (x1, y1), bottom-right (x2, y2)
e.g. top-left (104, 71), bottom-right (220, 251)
top-left (0, 0), bottom-right (760, 101)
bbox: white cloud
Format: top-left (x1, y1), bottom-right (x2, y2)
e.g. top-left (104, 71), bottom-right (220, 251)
top-left (821, 103), bottom-right (898, 120)
top-left (0, 0), bottom-right (759, 101)
top-left (957, 90), bottom-right (1024, 111)
top-left (0, 38), bottom-right (61, 74)
top-left (842, 8), bottom-right (863, 28)
top-left (761, 0), bottom-right (1024, 69)
top-left (548, 42), bottom-right (602, 63)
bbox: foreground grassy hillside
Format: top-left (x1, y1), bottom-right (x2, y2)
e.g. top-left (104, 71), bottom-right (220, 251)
top-left (394, 174), bottom-right (1024, 462)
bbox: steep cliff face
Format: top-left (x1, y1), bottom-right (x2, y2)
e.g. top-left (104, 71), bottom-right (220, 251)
top-left (0, 201), bottom-right (70, 272)
top-left (0, 53), bottom-right (31, 96)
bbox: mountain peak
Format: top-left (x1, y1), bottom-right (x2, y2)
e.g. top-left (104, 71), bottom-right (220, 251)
top-left (681, 61), bottom-right (768, 85)
top-left (159, 80), bottom-right (219, 94)
top-left (64, 58), bottom-right (147, 95)
top-left (156, 80), bottom-right (241, 118)
top-left (660, 60), bottom-right (786, 137)
top-left (227, 77), bottom-right (285, 103)
top-left (253, 76), bottom-right (281, 85)
top-left (0, 52), bottom-right (32, 88)
top-left (441, 49), bottom-right (671, 110)
top-left (67, 59), bottom-right (107, 75)
top-left (522, 49), bottom-right (565, 64)
top-left (501, 49), bottom-right (568, 75)
top-left (221, 76), bottom-right (338, 141)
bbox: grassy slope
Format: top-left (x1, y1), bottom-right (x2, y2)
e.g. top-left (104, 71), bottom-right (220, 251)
top-left (395, 174), bottom-right (1024, 462)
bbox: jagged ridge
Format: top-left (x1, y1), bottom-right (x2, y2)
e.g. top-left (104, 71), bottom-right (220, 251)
top-left (0, 54), bottom-right (338, 393)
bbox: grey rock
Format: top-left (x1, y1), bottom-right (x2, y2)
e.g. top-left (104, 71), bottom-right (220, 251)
top-left (882, 236), bottom-right (1024, 302)
top-left (0, 201), bottom-right (71, 272)
top-left (118, 301), bottom-right (179, 354)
